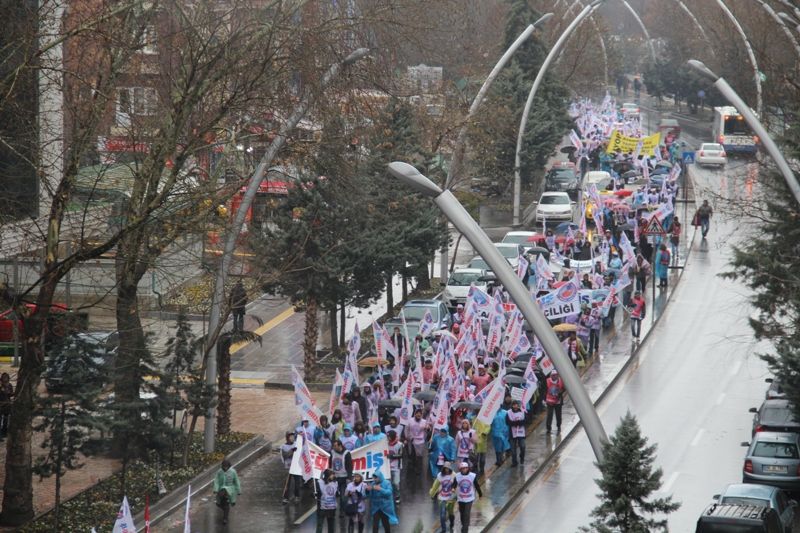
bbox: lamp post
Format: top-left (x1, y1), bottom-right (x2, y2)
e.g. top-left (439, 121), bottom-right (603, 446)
top-left (513, 0), bottom-right (603, 227)
top-left (556, 0), bottom-right (609, 88)
top-left (713, 0), bottom-right (763, 117)
top-left (671, 0), bottom-right (715, 55)
top-left (388, 161), bottom-right (609, 461)
top-left (756, 0), bottom-right (800, 58)
top-left (778, 12), bottom-right (800, 34)
top-left (618, 0), bottom-right (657, 62)
top-left (688, 60), bottom-right (800, 206)
top-left (439, 13), bottom-right (553, 284)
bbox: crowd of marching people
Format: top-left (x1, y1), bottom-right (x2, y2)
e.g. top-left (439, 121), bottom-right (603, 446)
top-left (273, 94), bottom-right (700, 532)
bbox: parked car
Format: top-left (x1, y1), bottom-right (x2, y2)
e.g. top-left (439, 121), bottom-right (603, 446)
top-left (621, 102), bottom-right (640, 119)
top-left (502, 231), bottom-right (538, 253)
top-left (534, 191), bottom-right (574, 225)
top-left (384, 299), bottom-right (451, 341)
top-left (443, 268), bottom-right (487, 309)
top-left (750, 399), bottom-right (800, 436)
top-left (697, 142), bottom-right (727, 167)
top-left (743, 431), bottom-right (800, 492)
top-left (696, 503), bottom-right (784, 533)
top-left (544, 163), bottom-right (580, 200)
top-left (713, 483), bottom-right (796, 532)
top-left (44, 331), bottom-right (119, 392)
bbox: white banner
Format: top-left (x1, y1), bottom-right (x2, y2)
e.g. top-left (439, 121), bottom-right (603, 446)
top-left (290, 435), bottom-right (330, 480)
top-left (474, 378), bottom-right (506, 433)
top-left (536, 280), bottom-right (581, 320)
top-left (291, 365), bottom-right (323, 426)
top-left (350, 439), bottom-right (391, 481)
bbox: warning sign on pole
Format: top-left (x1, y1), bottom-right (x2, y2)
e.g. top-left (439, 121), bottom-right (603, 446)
top-left (642, 216), bottom-right (667, 236)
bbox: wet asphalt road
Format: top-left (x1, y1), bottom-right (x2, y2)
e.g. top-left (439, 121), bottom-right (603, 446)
top-left (493, 158), bottom-right (773, 532)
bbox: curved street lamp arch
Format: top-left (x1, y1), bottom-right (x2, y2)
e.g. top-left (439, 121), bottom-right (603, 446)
top-left (713, 0), bottom-right (763, 117)
top-left (755, 0), bottom-right (800, 58)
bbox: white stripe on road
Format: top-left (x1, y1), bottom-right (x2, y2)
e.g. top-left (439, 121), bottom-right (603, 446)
top-left (716, 393), bottom-right (726, 405)
top-left (294, 506), bottom-right (317, 525)
top-left (690, 428), bottom-right (706, 447)
top-left (730, 361), bottom-right (742, 376)
top-left (662, 471), bottom-right (680, 493)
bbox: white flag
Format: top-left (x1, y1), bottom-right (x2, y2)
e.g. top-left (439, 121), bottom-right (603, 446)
top-left (418, 310), bottom-right (436, 338)
top-left (183, 485), bottom-right (191, 533)
top-left (291, 365), bottom-right (323, 426)
top-left (112, 496), bottom-right (136, 533)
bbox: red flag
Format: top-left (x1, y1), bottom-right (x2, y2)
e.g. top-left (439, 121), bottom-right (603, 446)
top-left (144, 494), bottom-right (151, 533)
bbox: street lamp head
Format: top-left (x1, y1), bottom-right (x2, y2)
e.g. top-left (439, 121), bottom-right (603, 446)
top-left (590, 0), bottom-right (605, 8)
top-left (387, 162), bottom-right (442, 198)
top-left (687, 59), bottom-right (718, 81)
top-left (536, 12), bottom-right (554, 25)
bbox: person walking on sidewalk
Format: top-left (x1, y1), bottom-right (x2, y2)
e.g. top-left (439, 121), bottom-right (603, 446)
top-left (345, 473), bottom-right (367, 533)
top-left (281, 432), bottom-right (301, 503)
top-left (655, 243), bottom-right (671, 289)
top-left (366, 471), bottom-right (398, 532)
top-left (429, 462), bottom-right (457, 532)
top-left (229, 280), bottom-right (247, 332)
top-left (669, 216), bottom-right (681, 265)
top-left (694, 199), bottom-right (713, 238)
top-left (545, 372), bottom-right (565, 435)
top-left (627, 291), bottom-right (646, 341)
top-left (507, 400), bottom-right (526, 465)
top-left (213, 458), bottom-right (241, 525)
top-left (316, 469), bottom-right (339, 533)
top-left (455, 462), bottom-right (482, 533)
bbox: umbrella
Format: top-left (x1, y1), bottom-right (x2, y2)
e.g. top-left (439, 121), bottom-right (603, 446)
top-left (433, 329), bottom-right (457, 340)
top-left (452, 401), bottom-right (482, 411)
top-left (526, 233), bottom-right (546, 243)
top-left (656, 160), bottom-right (673, 168)
top-left (413, 390), bottom-right (436, 402)
top-left (552, 323), bottom-right (577, 333)
top-left (357, 356), bottom-right (390, 367)
top-left (379, 398), bottom-right (420, 409)
top-left (503, 375), bottom-right (526, 385)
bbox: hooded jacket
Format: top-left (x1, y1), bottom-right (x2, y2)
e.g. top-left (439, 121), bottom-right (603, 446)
top-left (368, 471), bottom-right (399, 524)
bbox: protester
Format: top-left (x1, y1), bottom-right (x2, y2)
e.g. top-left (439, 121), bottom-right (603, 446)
top-left (545, 372), bottom-right (565, 435)
top-left (695, 199), bottom-right (713, 238)
top-left (429, 462), bottom-right (457, 533)
top-left (330, 439), bottom-right (352, 505)
top-left (387, 430), bottom-right (403, 503)
top-left (316, 469), bottom-right (339, 533)
top-left (506, 400), bottom-right (526, 465)
top-left (455, 420), bottom-right (477, 469)
top-left (627, 290), bottom-right (646, 340)
top-left (455, 462), bottom-right (482, 533)
top-left (407, 409), bottom-right (428, 472)
top-left (281, 432), bottom-right (302, 504)
top-left (340, 424), bottom-right (359, 451)
top-left (655, 243), bottom-right (670, 289)
top-left (471, 365), bottom-right (492, 393)
top-left (314, 415), bottom-right (334, 453)
top-left (213, 458), bottom-right (241, 525)
top-left (669, 216), bottom-right (681, 264)
top-left (367, 471), bottom-right (398, 532)
top-left (429, 427), bottom-right (456, 476)
top-left (345, 473), bottom-right (368, 533)
top-left (230, 280), bottom-right (247, 332)
top-left (490, 406), bottom-right (511, 466)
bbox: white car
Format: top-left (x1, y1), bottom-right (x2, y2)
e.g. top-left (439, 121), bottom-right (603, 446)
top-left (621, 102), bottom-right (640, 119)
top-left (494, 242), bottom-right (525, 269)
top-left (696, 142), bottom-right (727, 167)
top-left (501, 230), bottom-right (538, 252)
top-left (443, 268), bottom-right (488, 308)
top-left (535, 192), bottom-right (574, 224)
top-left (584, 170), bottom-right (614, 192)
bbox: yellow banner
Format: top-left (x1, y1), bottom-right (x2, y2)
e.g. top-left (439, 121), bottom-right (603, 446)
top-left (606, 130), bottom-right (661, 156)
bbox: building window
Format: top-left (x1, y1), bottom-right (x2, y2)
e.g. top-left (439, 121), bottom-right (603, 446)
top-left (116, 87), bottom-right (158, 126)
top-left (139, 23), bottom-right (158, 54)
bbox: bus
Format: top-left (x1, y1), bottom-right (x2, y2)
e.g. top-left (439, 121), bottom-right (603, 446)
top-left (712, 106), bottom-right (759, 156)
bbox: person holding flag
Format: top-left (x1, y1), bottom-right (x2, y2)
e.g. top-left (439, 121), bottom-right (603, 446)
top-left (366, 470), bottom-right (399, 532)
top-left (429, 462), bottom-right (457, 533)
top-left (213, 458), bottom-right (241, 525)
top-left (506, 400), bottom-right (526, 466)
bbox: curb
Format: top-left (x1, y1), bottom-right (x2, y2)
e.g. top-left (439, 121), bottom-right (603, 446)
top-left (135, 434), bottom-right (271, 532)
top-left (479, 191), bottom-right (699, 532)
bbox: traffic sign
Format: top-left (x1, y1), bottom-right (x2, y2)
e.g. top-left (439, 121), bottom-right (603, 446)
top-left (642, 216), bottom-right (667, 236)
top-left (682, 151), bottom-right (696, 164)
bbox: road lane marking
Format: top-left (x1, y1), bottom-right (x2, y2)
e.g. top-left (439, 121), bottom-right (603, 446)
top-left (294, 506), bottom-right (317, 525)
top-left (662, 471), bottom-right (679, 493)
top-left (690, 428), bottom-right (705, 447)
top-left (230, 307), bottom-right (295, 354)
top-left (730, 361), bottom-right (742, 376)
top-left (716, 393), bottom-right (726, 405)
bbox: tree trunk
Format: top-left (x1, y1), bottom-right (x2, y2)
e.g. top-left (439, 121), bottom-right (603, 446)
top-left (339, 299), bottom-right (346, 348)
top-left (54, 401), bottom-right (65, 532)
top-left (113, 275), bottom-right (148, 456)
top-left (303, 296), bottom-right (319, 381)
top-left (386, 275), bottom-right (394, 313)
top-left (182, 414), bottom-right (199, 467)
top-left (329, 307), bottom-right (337, 353)
top-left (401, 271), bottom-right (408, 301)
top-left (416, 263), bottom-right (431, 291)
top-left (216, 336), bottom-right (232, 435)
top-left (0, 306), bottom-right (52, 525)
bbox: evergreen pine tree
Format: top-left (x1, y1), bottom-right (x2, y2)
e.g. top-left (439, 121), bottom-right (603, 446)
top-left (583, 411), bottom-right (679, 532)
top-left (33, 336), bottom-right (109, 531)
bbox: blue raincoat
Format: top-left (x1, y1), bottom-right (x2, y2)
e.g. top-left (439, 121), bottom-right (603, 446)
top-left (428, 432), bottom-right (456, 477)
top-left (490, 408), bottom-right (510, 453)
top-left (368, 471), bottom-right (399, 524)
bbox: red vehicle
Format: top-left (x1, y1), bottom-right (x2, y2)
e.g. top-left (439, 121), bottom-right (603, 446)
top-left (0, 303), bottom-right (81, 356)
